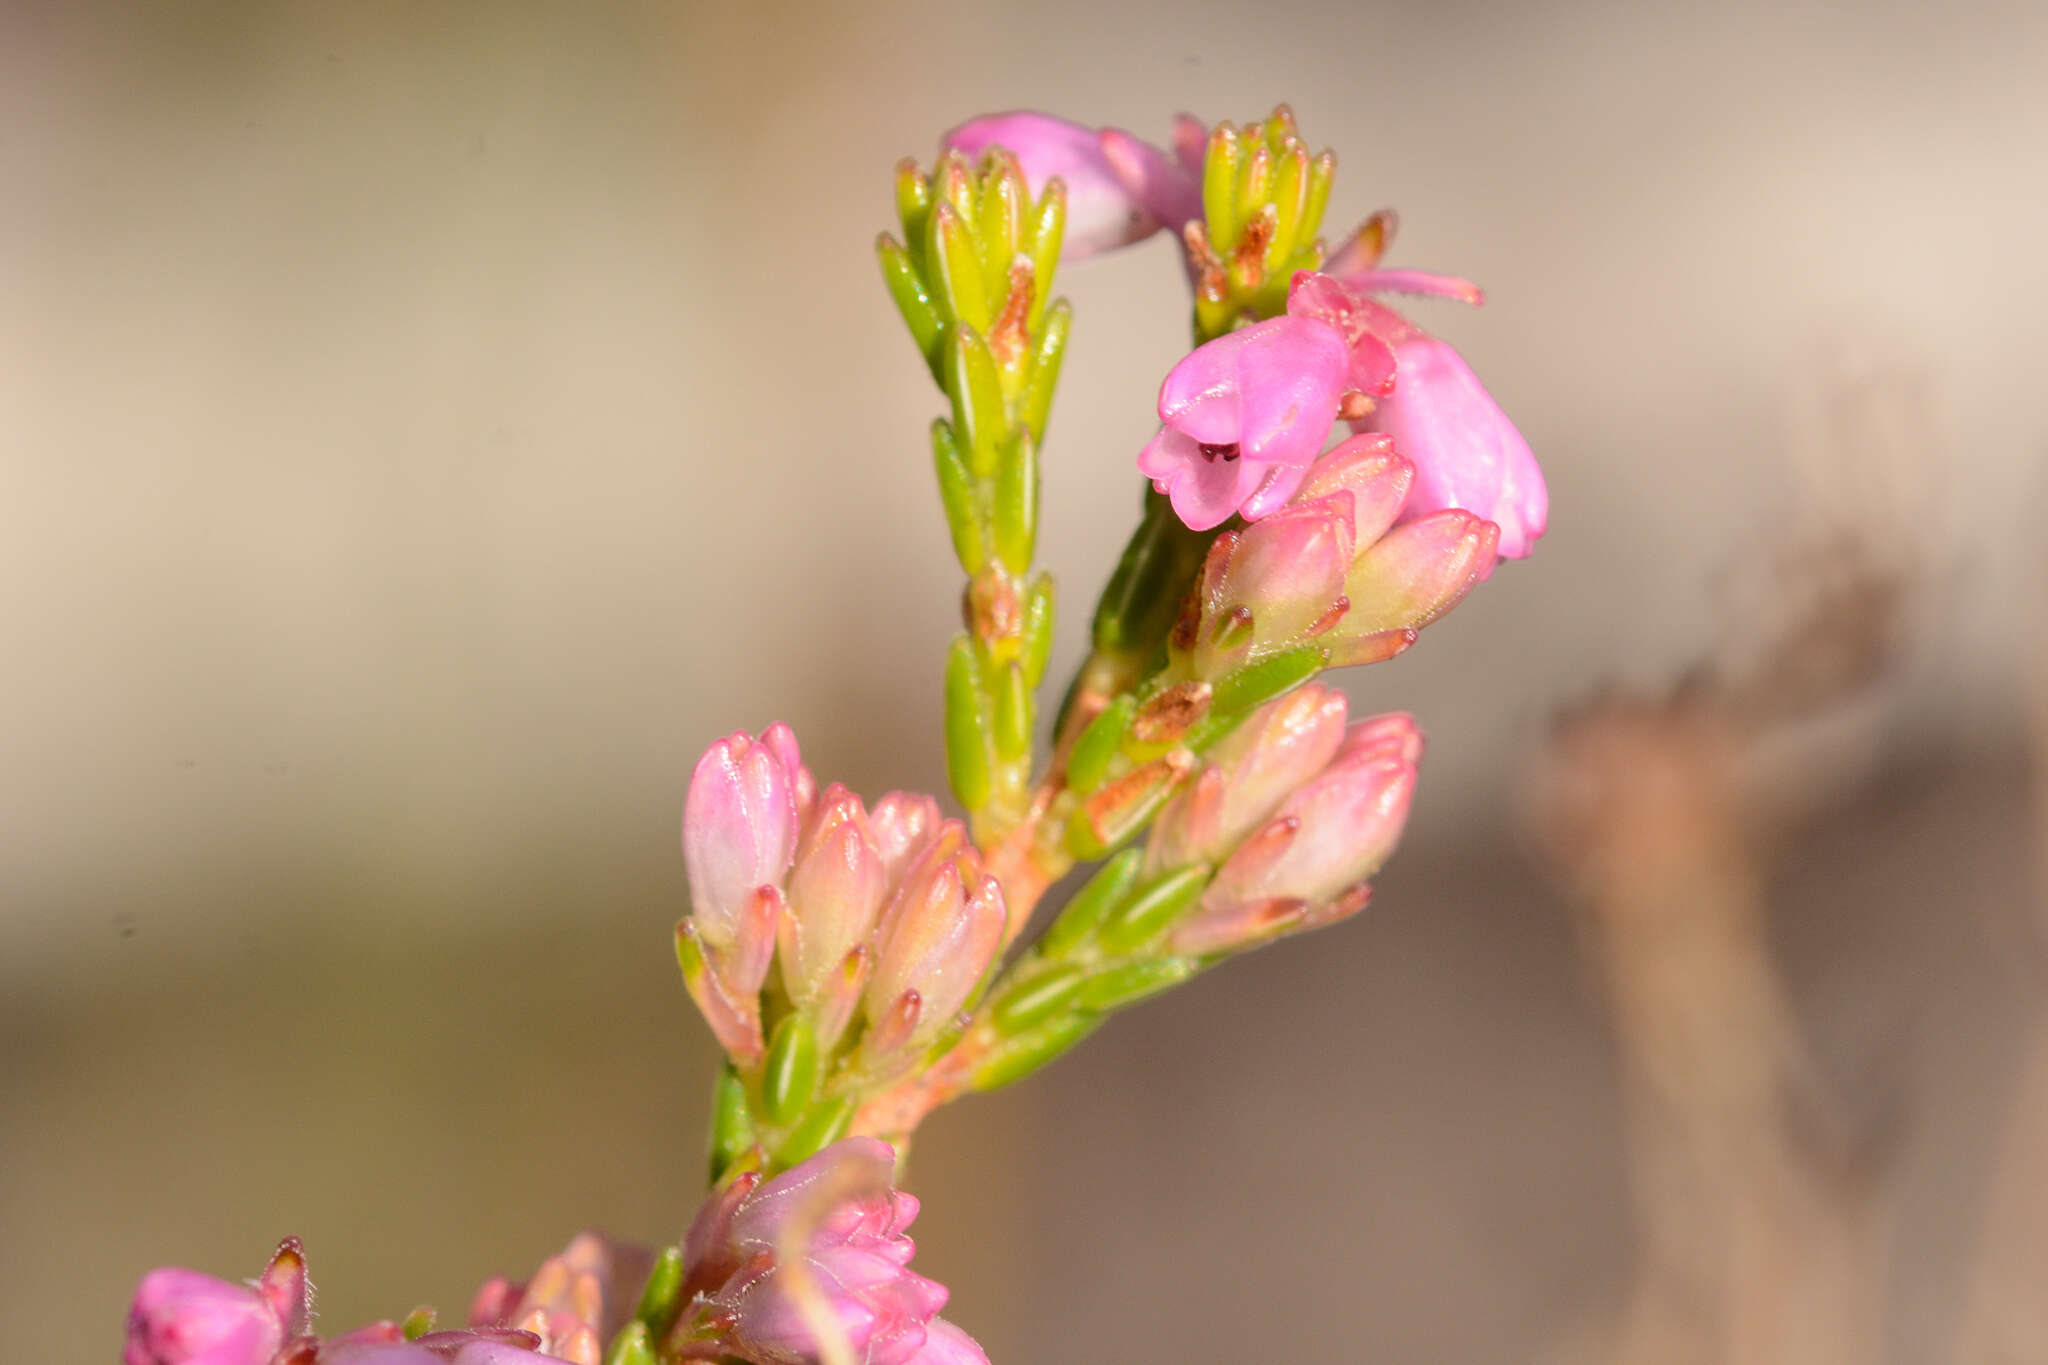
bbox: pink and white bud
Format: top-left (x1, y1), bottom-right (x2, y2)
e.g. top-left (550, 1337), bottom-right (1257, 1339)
top-left (868, 791), bottom-right (945, 889)
top-left (1363, 333), bottom-right (1548, 560)
top-left (1214, 713), bottom-right (1420, 906)
top-left (126, 1239), bottom-right (308, 1365)
top-left (1177, 713), bottom-right (1421, 953)
top-left (865, 832), bottom-right (1006, 1055)
top-left (1138, 315), bottom-right (1351, 531)
top-left (1147, 685), bottom-right (1351, 872)
top-left (1193, 499), bottom-right (1355, 673)
top-left (683, 728), bottom-right (804, 952)
top-left (1338, 509), bottom-right (1499, 644)
top-left (780, 785), bottom-right (887, 1006)
top-left (126, 1272), bottom-right (285, 1365)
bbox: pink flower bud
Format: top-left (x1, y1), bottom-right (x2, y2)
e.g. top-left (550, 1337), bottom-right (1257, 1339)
top-left (1177, 713), bottom-right (1421, 953)
top-left (126, 1240), bottom-right (309, 1365)
top-left (865, 830), bottom-right (1006, 1055)
top-left (1138, 315), bottom-right (1351, 531)
top-left (942, 111), bottom-right (1199, 260)
top-left (125, 1271), bottom-right (285, 1365)
top-left (682, 727), bottom-right (804, 952)
top-left (1147, 685), bottom-right (1350, 872)
top-left (1190, 499), bottom-right (1355, 674)
top-left (867, 791), bottom-right (944, 900)
top-left (780, 785), bottom-right (887, 1007)
top-left (1364, 334), bottom-right (1547, 559)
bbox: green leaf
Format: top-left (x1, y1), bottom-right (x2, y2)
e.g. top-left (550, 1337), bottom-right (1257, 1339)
top-left (1020, 574), bottom-right (1055, 687)
top-left (1040, 847), bottom-right (1144, 958)
top-left (1020, 300), bottom-right (1070, 441)
top-left (1025, 182), bottom-right (1065, 331)
top-left (603, 1322), bottom-right (656, 1365)
top-left (877, 234), bottom-right (943, 382)
top-left (1098, 864), bottom-right (1209, 953)
top-left (1066, 692), bottom-right (1135, 797)
top-left (943, 324), bottom-right (1006, 479)
top-left (894, 159), bottom-right (933, 272)
top-left (1079, 956), bottom-right (1198, 1011)
top-left (761, 1014), bottom-right (820, 1125)
top-left (926, 202), bottom-right (990, 333)
top-left (708, 1064), bottom-right (755, 1184)
top-left (991, 961), bottom-right (1086, 1033)
top-left (771, 1094), bottom-right (857, 1168)
top-left (971, 1012), bottom-right (1102, 1091)
top-left (992, 429), bottom-right (1037, 574)
top-left (632, 1247), bottom-right (685, 1336)
top-left (930, 420), bottom-right (982, 573)
top-left (1202, 123), bottom-right (1244, 250)
top-left (944, 635), bottom-right (993, 811)
top-left (1211, 643), bottom-right (1328, 714)
top-left (993, 660), bottom-right (1032, 763)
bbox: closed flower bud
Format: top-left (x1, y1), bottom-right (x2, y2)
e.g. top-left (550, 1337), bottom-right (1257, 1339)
top-left (1190, 500), bottom-right (1354, 675)
top-left (682, 727), bottom-right (805, 953)
top-left (1175, 713), bottom-right (1421, 954)
top-left (126, 1239), bottom-right (308, 1365)
top-left (780, 785), bottom-right (887, 1007)
top-left (1146, 684), bottom-right (1350, 872)
top-left (868, 791), bottom-right (944, 889)
top-left (865, 830), bottom-right (1006, 1056)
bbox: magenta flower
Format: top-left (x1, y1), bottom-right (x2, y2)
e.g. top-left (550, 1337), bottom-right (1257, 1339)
top-left (678, 1139), bottom-right (986, 1365)
top-left (126, 1239), bottom-right (308, 1365)
top-left (1138, 315), bottom-right (1353, 530)
top-left (942, 111), bottom-right (1200, 260)
top-left (1362, 333), bottom-right (1548, 560)
top-left (1287, 266), bottom-right (1546, 562)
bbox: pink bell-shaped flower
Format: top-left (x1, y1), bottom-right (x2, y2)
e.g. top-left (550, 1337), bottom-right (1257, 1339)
top-left (1138, 315), bottom-right (1352, 531)
top-left (1364, 333), bottom-right (1548, 560)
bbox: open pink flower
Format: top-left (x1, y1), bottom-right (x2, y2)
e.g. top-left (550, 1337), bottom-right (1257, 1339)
top-left (1138, 315), bottom-right (1351, 530)
top-left (679, 1139), bottom-right (986, 1365)
top-left (1287, 261), bottom-right (1546, 562)
top-left (942, 111), bottom-right (1200, 260)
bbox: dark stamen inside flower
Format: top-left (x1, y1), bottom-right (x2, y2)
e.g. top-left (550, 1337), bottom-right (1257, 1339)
top-left (1197, 442), bottom-right (1241, 463)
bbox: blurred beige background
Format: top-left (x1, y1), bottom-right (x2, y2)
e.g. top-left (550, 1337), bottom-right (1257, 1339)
top-left (4, 1), bottom-right (2046, 1361)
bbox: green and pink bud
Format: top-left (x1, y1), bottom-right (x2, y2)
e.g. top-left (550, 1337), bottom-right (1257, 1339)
top-left (1172, 712), bottom-right (1421, 955)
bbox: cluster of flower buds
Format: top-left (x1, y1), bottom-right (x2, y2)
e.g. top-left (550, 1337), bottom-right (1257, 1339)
top-left (878, 139), bottom-right (1070, 829)
top-left (679, 725), bottom-right (1009, 1172)
top-left (1059, 434), bottom-right (1488, 860)
top-left (631, 1138), bottom-right (983, 1365)
top-left (950, 686), bottom-right (1419, 1096)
